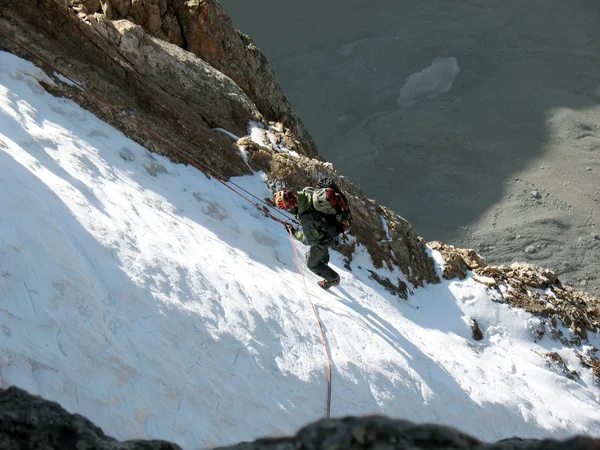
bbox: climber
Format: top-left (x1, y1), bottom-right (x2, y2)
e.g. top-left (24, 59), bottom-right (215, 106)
top-left (274, 182), bottom-right (351, 290)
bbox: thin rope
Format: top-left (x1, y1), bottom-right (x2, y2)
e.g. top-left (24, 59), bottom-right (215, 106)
top-left (288, 228), bottom-right (333, 418)
top-left (0, 28), bottom-right (298, 226)
top-left (1, 21), bottom-right (332, 419)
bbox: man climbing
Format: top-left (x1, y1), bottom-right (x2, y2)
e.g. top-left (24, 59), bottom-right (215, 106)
top-left (274, 182), bottom-right (350, 290)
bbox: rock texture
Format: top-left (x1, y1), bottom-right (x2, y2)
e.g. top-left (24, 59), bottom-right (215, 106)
top-left (0, 386), bottom-right (181, 449)
top-left (1, 0), bottom-right (258, 178)
top-left (477, 263), bottom-right (600, 344)
top-left (2, 386), bottom-right (600, 450)
top-left (243, 126), bottom-right (440, 296)
top-left (219, 0), bottom-right (600, 298)
top-left (0, 0), bottom-right (441, 295)
top-left (429, 242), bottom-right (600, 382)
top-left (429, 242), bottom-right (487, 280)
top-left (71, 0), bottom-right (317, 159)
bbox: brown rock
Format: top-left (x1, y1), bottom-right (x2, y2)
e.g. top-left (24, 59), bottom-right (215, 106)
top-left (471, 318), bottom-right (484, 341)
top-left (102, 0), bottom-right (317, 158)
top-left (475, 262), bottom-right (600, 344)
top-left (428, 241), bottom-right (486, 280)
top-left (263, 147), bottom-right (439, 291)
top-left (1, 0), bottom-right (258, 179)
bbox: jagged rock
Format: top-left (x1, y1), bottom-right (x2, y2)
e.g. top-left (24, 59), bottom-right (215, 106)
top-left (475, 263), bottom-right (599, 342)
top-left (426, 244), bottom-right (600, 381)
top-left (95, 18), bottom-right (259, 136)
top-left (0, 386), bottom-right (181, 449)
top-left (104, 0), bottom-right (184, 45)
top-left (3, 386), bottom-right (600, 450)
top-left (99, 0), bottom-right (317, 158)
top-left (428, 242), bottom-right (487, 280)
top-left (0, 0), bottom-right (441, 295)
top-left (367, 270), bottom-right (409, 299)
top-left (470, 318), bottom-right (484, 341)
top-left (236, 136), bottom-right (273, 154)
top-left (493, 263), bottom-right (561, 289)
top-left (541, 351), bottom-right (579, 380)
top-left (577, 352), bottom-right (600, 382)
top-left (1, 0), bottom-right (259, 178)
top-left (255, 145), bottom-right (439, 291)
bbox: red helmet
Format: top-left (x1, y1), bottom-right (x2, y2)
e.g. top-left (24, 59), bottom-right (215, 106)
top-left (274, 190), bottom-right (297, 210)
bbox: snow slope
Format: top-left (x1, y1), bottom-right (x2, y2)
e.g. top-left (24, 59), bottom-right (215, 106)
top-left (1, 51), bottom-right (599, 449)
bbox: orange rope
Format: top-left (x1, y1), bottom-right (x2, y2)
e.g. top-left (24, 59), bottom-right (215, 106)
top-left (288, 228), bottom-right (333, 418)
top-left (0, 23), bottom-right (329, 415)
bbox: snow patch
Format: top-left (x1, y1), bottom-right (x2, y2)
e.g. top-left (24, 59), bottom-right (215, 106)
top-left (54, 72), bottom-right (83, 90)
top-left (397, 57), bottom-right (460, 109)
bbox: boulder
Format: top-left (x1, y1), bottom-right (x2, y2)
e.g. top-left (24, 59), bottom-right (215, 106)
top-left (2, 386), bottom-right (600, 450)
top-left (100, 0), bottom-right (317, 158)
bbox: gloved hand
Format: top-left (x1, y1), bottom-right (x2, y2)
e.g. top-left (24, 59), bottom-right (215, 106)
top-left (284, 223), bottom-right (297, 235)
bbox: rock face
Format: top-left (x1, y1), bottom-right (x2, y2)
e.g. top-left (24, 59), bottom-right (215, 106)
top-left (428, 242), bottom-right (600, 382)
top-left (2, 386), bottom-right (600, 450)
top-left (429, 242), bottom-right (487, 280)
top-left (0, 0), bottom-right (440, 294)
top-left (75, 0), bottom-right (318, 159)
top-left (244, 126), bottom-right (440, 295)
top-left (477, 262), bottom-right (600, 343)
top-left (1, 0), bottom-right (259, 178)
top-left (428, 242), bottom-right (600, 341)
top-left (0, 386), bottom-right (181, 449)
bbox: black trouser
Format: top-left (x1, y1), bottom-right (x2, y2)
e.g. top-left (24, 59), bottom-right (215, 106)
top-left (306, 244), bottom-right (339, 282)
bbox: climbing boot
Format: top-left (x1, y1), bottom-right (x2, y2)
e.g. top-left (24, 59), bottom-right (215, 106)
top-left (318, 278), bottom-right (340, 290)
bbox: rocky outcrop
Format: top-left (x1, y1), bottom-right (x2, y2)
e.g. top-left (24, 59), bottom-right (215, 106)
top-left (429, 241), bottom-right (487, 280)
top-left (243, 126), bottom-right (440, 296)
top-left (0, 0), bottom-right (440, 293)
top-left (0, 386), bottom-right (181, 449)
top-left (428, 242), bottom-right (600, 381)
top-left (70, 0), bottom-right (317, 158)
top-left (2, 386), bottom-right (600, 450)
top-left (428, 242), bottom-right (600, 341)
top-left (0, 0), bottom-right (258, 178)
top-left (477, 263), bottom-right (600, 343)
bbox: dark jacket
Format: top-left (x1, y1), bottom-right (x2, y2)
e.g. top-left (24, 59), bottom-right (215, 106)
top-left (293, 188), bottom-right (338, 246)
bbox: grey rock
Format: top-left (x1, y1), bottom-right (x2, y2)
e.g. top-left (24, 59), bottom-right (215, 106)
top-left (531, 190), bottom-right (542, 199)
top-left (0, 386), bottom-right (181, 449)
top-left (2, 387), bottom-right (600, 450)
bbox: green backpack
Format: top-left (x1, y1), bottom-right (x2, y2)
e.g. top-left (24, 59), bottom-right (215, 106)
top-left (308, 178), bottom-right (353, 234)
